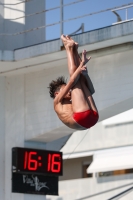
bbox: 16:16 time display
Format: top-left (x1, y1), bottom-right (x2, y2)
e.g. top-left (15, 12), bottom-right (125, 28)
top-left (24, 151), bottom-right (61, 172)
top-left (12, 147), bottom-right (63, 176)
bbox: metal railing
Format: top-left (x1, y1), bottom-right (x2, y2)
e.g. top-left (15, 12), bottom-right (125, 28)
top-left (75, 182), bottom-right (133, 200)
top-left (108, 185), bottom-right (133, 200)
top-left (0, 1), bottom-right (133, 37)
top-left (112, 4), bottom-right (133, 24)
top-left (3, 0), bottom-right (85, 21)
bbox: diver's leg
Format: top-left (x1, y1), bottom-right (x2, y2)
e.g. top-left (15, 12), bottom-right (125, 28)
top-left (71, 46), bottom-right (97, 112)
top-left (74, 48), bottom-right (95, 95)
top-left (61, 35), bottom-right (90, 112)
top-left (61, 35), bottom-right (77, 76)
top-left (62, 35), bottom-right (95, 95)
top-left (80, 74), bottom-right (98, 113)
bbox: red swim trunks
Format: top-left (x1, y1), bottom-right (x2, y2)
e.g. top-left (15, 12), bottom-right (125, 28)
top-left (73, 110), bottom-right (99, 129)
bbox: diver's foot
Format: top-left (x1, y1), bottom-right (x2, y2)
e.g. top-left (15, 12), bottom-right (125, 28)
top-left (66, 35), bottom-right (78, 50)
top-left (61, 34), bottom-right (75, 49)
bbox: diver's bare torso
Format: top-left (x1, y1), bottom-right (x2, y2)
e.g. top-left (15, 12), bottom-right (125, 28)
top-left (54, 100), bottom-right (85, 130)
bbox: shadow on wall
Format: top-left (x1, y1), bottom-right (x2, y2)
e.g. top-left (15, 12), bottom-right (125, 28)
top-left (0, 0), bottom-right (46, 51)
top-left (0, 18), bottom-right (46, 51)
top-left (1, 19), bottom-right (25, 50)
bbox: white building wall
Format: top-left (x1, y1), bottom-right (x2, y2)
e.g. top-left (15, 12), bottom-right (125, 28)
top-left (24, 66), bottom-right (70, 142)
top-left (48, 174), bottom-right (133, 200)
top-left (0, 75), bottom-right (46, 200)
top-left (0, 71), bottom-right (72, 200)
top-left (0, 77), bottom-right (5, 200)
top-left (57, 111), bottom-right (133, 199)
top-left (90, 48), bottom-right (133, 120)
top-left (5, 75), bottom-right (25, 200)
top-left (61, 121), bottom-right (133, 154)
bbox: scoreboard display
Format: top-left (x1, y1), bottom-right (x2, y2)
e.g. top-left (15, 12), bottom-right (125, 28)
top-left (12, 147), bottom-right (63, 176)
top-left (12, 147), bottom-right (63, 195)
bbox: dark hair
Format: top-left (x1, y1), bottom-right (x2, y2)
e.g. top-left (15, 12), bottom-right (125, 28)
top-left (48, 76), bottom-right (67, 99)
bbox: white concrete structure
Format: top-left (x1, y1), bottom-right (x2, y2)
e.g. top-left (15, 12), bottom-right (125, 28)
top-left (49, 175), bottom-right (133, 200)
top-left (0, 0), bottom-right (133, 198)
top-left (47, 111), bottom-right (133, 200)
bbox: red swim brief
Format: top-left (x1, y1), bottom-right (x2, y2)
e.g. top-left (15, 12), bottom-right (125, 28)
top-left (73, 110), bottom-right (99, 129)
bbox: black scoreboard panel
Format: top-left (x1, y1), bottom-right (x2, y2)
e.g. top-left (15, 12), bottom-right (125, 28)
top-left (12, 147), bottom-right (63, 196)
top-left (12, 173), bottom-right (58, 195)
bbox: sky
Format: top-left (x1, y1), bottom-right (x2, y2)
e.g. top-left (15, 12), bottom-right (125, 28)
top-left (45, 0), bottom-right (133, 40)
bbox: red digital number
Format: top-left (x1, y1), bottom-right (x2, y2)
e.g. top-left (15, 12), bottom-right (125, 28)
top-left (52, 154), bottom-right (61, 172)
top-left (24, 151), bottom-right (38, 171)
top-left (47, 153), bottom-right (61, 173)
top-left (24, 151), bottom-right (28, 169)
top-left (47, 154), bottom-right (51, 171)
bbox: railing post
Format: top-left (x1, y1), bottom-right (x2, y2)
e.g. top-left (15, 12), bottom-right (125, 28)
top-left (126, 8), bottom-right (128, 20)
top-left (60, 0), bottom-right (63, 46)
top-left (60, 0), bottom-right (63, 36)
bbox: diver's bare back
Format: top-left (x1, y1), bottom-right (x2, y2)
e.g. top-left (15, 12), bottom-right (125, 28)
top-left (54, 100), bottom-right (85, 130)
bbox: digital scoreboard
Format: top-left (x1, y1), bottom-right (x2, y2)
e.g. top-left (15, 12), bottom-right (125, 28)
top-left (12, 147), bottom-right (63, 195)
top-left (12, 147), bottom-right (63, 176)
